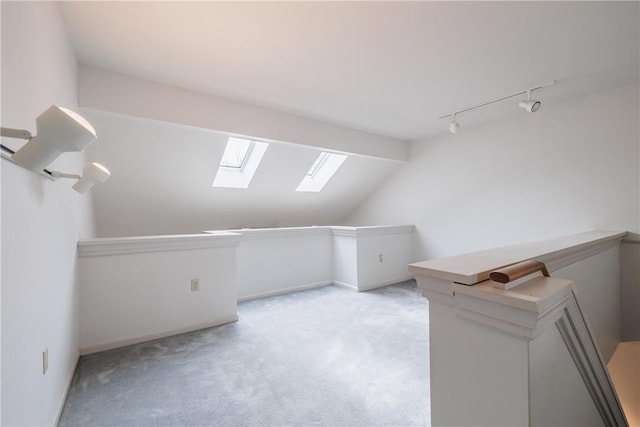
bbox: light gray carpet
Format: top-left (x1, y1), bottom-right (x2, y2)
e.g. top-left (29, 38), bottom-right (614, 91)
top-left (59, 280), bottom-right (430, 426)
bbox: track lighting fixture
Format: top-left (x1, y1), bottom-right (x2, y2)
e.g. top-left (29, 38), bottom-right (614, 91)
top-left (1, 105), bottom-right (110, 194)
top-left (449, 114), bottom-right (460, 134)
top-left (439, 80), bottom-right (556, 133)
top-left (518, 90), bottom-right (541, 113)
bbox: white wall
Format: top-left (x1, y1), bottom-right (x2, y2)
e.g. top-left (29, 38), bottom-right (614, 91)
top-left (78, 234), bottom-right (240, 354)
top-left (230, 227), bottom-right (333, 301)
top-left (1, 2), bottom-right (95, 425)
top-left (346, 84), bottom-right (640, 262)
top-left (207, 225), bottom-right (414, 300)
top-left (332, 226), bottom-right (415, 291)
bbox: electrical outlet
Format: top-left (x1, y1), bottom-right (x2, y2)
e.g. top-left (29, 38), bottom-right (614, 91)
top-left (379, 253), bottom-right (384, 263)
top-left (43, 348), bottom-right (48, 375)
top-left (191, 278), bottom-right (199, 292)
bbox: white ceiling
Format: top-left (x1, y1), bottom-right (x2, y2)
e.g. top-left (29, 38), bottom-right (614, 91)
top-left (60, 1), bottom-right (639, 141)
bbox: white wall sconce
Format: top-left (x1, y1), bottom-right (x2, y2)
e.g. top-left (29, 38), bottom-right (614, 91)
top-left (439, 80), bottom-right (556, 133)
top-left (1, 105), bottom-right (110, 193)
top-left (50, 162), bottom-right (111, 194)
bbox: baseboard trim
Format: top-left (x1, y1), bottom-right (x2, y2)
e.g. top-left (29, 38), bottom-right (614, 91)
top-left (333, 276), bottom-right (415, 292)
top-left (53, 349), bottom-right (80, 426)
top-left (357, 275), bottom-right (415, 292)
top-left (79, 315), bottom-right (238, 355)
top-left (238, 281), bottom-right (333, 302)
top-left (332, 280), bottom-right (358, 291)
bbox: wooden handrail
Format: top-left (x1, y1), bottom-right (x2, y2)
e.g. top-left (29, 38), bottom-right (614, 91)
top-left (489, 260), bottom-right (550, 284)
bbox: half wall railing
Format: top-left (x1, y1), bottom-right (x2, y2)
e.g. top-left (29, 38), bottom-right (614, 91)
top-left (409, 230), bottom-right (628, 426)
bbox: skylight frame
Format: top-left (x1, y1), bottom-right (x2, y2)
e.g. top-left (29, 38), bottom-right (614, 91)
top-left (306, 151), bottom-right (330, 177)
top-left (296, 152), bottom-right (347, 193)
top-left (213, 137), bottom-right (269, 189)
top-left (219, 137), bottom-right (254, 170)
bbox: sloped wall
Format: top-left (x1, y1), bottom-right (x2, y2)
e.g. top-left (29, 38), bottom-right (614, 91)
top-left (81, 110), bottom-right (402, 237)
top-left (1, 3), bottom-right (95, 425)
top-left (345, 84), bottom-right (640, 261)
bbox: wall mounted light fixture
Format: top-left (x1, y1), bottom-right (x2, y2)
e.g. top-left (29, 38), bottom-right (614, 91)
top-left (50, 162), bottom-right (111, 194)
top-left (1, 105), bottom-right (110, 194)
top-left (439, 80), bottom-right (556, 133)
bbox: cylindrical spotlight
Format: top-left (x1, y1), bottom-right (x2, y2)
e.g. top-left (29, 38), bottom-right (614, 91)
top-left (72, 162), bottom-right (111, 194)
top-left (519, 99), bottom-right (541, 113)
top-left (519, 90), bottom-right (541, 113)
top-left (449, 114), bottom-right (460, 133)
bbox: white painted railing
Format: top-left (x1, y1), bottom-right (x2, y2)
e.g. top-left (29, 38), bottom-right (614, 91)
top-left (409, 230), bottom-right (628, 426)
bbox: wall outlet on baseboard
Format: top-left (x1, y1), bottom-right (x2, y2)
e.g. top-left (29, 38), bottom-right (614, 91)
top-left (191, 278), bottom-right (199, 292)
top-left (43, 348), bottom-right (48, 375)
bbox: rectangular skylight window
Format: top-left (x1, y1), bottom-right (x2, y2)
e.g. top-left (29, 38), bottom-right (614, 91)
top-left (219, 137), bottom-right (253, 169)
top-left (213, 137), bottom-right (269, 189)
top-left (297, 152), bottom-right (347, 193)
top-left (306, 151), bottom-right (330, 177)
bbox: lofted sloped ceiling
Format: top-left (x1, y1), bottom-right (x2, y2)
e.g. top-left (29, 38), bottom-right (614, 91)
top-left (83, 110), bottom-right (401, 237)
top-left (55, 2), bottom-right (639, 236)
top-left (60, 1), bottom-right (638, 140)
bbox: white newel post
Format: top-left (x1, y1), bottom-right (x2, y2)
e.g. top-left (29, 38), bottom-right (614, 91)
top-left (409, 231), bottom-right (628, 427)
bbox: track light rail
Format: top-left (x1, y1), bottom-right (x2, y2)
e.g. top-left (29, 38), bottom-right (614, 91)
top-left (438, 80), bottom-right (557, 120)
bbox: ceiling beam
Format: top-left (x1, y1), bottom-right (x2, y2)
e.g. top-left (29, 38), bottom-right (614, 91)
top-left (78, 65), bottom-right (409, 162)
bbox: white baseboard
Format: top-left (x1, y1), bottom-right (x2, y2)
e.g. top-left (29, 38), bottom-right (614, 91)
top-left (332, 280), bottom-right (358, 291)
top-left (79, 315), bottom-right (238, 355)
top-left (238, 281), bottom-right (333, 302)
top-left (357, 275), bottom-right (415, 292)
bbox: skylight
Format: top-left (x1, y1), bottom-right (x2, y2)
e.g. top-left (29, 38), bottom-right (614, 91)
top-left (213, 137), bottom-right (269, 189)
top-left (220, 137), bottom-right (252, 169)
top-left (306, 151), bottom-right (330, 177)
top-left (296, 152), bottom-right (347, 193)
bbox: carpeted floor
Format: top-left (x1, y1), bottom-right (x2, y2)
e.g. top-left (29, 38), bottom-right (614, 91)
top-left (59, 280), bottom-right (430, 426)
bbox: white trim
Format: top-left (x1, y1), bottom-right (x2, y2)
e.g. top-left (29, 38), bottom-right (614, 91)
top-left (78, 232), bottom-right (242, 257)
top-left (206, 226), bottom-right (332, 241)
top-left (416, 276), bottom-right (457, 306)
top-left (542, 238), bottom-right (621, 273)
top-left (409, 230), bottom-right (626, 285)
top-left (238, 281), bottom-right (333, 302)
top-left (332, 280), bottom-right (358, 291)
top-left (556, 293), bottom-right (628, 426)
top-left (622, 232), bottom-right (640, 244)
top-left (453, 278), bottom-right (574, 339)
top-left (331, 224), bottom-right (415, 238)
top-left (356, 275), bottom-right (415, 292)
top-left (79, 316), bottom-right (238, 355)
